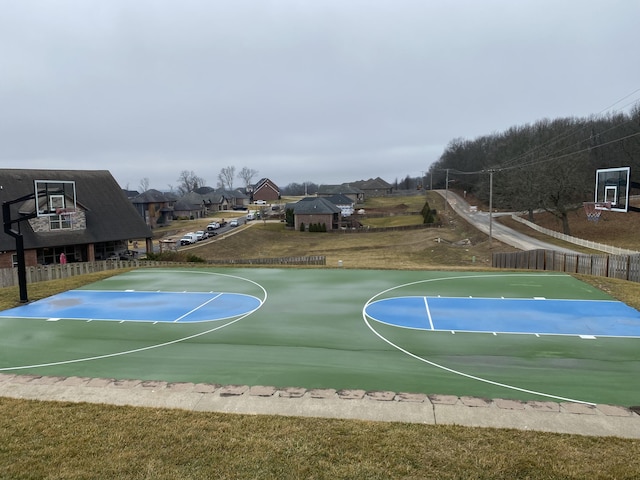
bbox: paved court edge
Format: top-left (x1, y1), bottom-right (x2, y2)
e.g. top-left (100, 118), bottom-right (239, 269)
top-left (1, 373), bottom-right (638, 440)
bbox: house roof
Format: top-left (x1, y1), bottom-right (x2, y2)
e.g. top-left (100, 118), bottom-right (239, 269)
top-left (174, 193), bottom-right (214, 211)
top-left (292, 197), bottom-right (341, 215)
top-left (253, 178), bottom-right (279, 192)
top-left (349, 177), bottom-right (393, 190)
top-left (131, 189), bottom-right (170, 204)
top-left (209, 188), bottom-right (249, 200)
top-left (324, 194), bottom-right (354, 206)
top-left (317, 184), bottom-right (364, 195)
top-left (0, 169), bottom-right (152, 250)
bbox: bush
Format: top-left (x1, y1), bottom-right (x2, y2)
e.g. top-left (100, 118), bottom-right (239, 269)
top-left (299, 222), bottom-right (305, 232)
top-left (421, 201), bottom-right (436, 224)
top-left (285, 208), bottom-right (294, 227)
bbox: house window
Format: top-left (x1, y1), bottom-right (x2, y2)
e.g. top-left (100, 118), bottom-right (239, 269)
top-left (49, 214), bottom-right (73, 230)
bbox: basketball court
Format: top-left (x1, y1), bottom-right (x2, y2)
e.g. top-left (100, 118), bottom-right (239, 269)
top-left (0, 268), bottom-right (638, 407)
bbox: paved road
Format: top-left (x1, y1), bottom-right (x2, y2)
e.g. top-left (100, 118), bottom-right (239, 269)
top-left (437, 190), bottom-right (578, 253)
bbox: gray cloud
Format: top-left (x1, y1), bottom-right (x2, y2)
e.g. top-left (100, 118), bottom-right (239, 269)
top-left (1, 0), bottom-right (639, 190)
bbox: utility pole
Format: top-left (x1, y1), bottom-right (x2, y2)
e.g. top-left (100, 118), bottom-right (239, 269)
top-left (488, 169), bottom-right (494, 248)
top-left (444, 169), bottom-right (449, 211)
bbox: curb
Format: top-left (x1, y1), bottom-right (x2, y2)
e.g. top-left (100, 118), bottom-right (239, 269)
top-left (1, 374), bottom-right (639, 439)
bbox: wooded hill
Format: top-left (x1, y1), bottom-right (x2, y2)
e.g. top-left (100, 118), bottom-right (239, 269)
top-left (428, 104), bottom-right (640, 234)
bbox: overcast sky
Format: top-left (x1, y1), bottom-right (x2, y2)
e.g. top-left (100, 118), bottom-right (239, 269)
top-left (1, 1), bottom-right (639, 192)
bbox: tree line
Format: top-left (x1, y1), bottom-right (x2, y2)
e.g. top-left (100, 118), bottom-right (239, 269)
top-left (428, 103), bottom-right (640, 234)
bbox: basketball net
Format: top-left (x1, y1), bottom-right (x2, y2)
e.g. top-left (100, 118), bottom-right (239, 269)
top-left (583, 202), bottom-right (611, 222)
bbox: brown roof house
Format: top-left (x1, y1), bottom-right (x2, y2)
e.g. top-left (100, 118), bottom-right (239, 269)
top-left (248, 178), bottom-right (280, 203)
top-left (290, 197), bottom-right (341, 231)
top-left (0, 169), bottom-right (152, 267)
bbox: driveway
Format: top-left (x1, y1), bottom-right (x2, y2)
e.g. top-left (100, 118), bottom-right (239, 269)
top-left (437, 190), bottom-right (577, 253)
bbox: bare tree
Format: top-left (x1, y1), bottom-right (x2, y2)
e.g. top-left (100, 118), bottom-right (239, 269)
top-left (177, 170), bottom-right (206, 196)
top-left (217, 166), bottom-right (236, 190)
top-left (139, 177), bottom-right (150, 193)
top-left (238, 167), bottom-right (259, 188)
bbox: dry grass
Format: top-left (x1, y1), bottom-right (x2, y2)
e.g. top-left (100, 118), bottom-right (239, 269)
top-left (1, 398), bottom-right (639, 480)
top-left (187, 192), bottom-right (519, 270)
top-left (2, 193), bottom-right (640, 478)
top-left (529, 208), bottom-right (640, 251)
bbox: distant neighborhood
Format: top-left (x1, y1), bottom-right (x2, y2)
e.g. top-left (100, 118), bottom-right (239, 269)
top-left (128, 176), bottom-right (394, 231)
top-left (0, 168), bottom-right (395, 268)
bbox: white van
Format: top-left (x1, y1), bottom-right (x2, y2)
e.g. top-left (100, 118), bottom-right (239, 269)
top-left (246, 212), bottom-right (255, 221)
top-left (179, 233), bottom-right (198, 245)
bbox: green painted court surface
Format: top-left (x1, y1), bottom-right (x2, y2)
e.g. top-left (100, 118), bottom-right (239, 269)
top-left (1, 268), bottom-right (638, 406)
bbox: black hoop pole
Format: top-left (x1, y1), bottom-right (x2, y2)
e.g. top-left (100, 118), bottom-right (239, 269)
top-left (3, 193), bottom-right (38, 303)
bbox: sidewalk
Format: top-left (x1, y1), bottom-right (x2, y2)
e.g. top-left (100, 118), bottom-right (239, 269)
top-left (1, 374), bottom-right (638, 439)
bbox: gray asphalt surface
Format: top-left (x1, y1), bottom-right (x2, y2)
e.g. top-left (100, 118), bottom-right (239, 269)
top-left (438, 190), bottom-right (578, 253)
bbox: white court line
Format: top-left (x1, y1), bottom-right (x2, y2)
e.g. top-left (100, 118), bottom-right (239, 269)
top-left (423, 296), bottom-right (434, 330)
top-left (174, 292), bottom-right (223, 322)
top-left (362, 272), bottom-right (597, 405)
top-left (0, 270), bottom-right (268, 372)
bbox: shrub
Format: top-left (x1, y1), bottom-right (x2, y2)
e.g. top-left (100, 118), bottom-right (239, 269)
top-left (285, 208), bottom-right (294, 227)
top-left (421, 201), bottom-right (436, 224)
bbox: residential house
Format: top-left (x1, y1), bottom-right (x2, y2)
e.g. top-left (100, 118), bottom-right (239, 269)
top-left (0, 169), bottom-right (152, 267)
top-left (173, 191), bottom-right (214, 219)
top-left (131, 189), bottom-right (175, 228)
top-left (123, 189), bottom-right (140, 199)
top-left (217, 188), bottom-right (250, 210)
top-left (248, 178), bottom-right (280, 203)
top-left (317, 184), bottom-right (365, 204)
top-left (322, 194), bottom-right (355, 217)
top-left (290, 197), bottom-right (341, 231)
top-left (349, 177), bottom-right (393, 197)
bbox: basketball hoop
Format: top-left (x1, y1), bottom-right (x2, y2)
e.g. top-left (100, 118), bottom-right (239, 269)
top-left (583, 202), bottom-right (611, 222)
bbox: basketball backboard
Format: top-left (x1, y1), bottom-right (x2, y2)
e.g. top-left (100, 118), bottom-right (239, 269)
top-left (34, 180), bottom-right (77, 216)
top-left (595, 167), bottom-right (630, 212)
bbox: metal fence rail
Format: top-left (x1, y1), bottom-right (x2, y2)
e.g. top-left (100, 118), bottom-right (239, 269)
top-left (492, 249), bottom-right (640, 283)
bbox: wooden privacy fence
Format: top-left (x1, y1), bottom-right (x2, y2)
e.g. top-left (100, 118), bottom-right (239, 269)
top-left (205, 256), bottom-right (326, 266)
top-left (492, 249), bottom-right (640, 282)
top-left (0, 256), bottom-right (327, 288)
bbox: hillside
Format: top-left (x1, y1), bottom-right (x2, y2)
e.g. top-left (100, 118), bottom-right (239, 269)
top-left (179, 192), bottom-right (520, 269)
top-left (499, 206), bottom-right (640, 252)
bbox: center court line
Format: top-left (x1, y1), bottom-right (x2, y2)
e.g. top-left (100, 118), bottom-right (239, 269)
top-left (174, 292), bottom-right (223, 322)
top-left (423, 296), bottom-right (435, 330)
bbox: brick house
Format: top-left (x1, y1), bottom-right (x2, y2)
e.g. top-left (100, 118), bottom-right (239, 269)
top-left (248, 178), bottom-right (280, 203)
top-left (290, 197), bottom-right (341, 231)
top-left (0, 169), bottom-right (152, 267)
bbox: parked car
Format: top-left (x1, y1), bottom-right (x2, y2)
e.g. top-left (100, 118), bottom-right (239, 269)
top-left (195, 231), bottom-right (206, 241)
top-left (229, 219), bottom-right (239, 227)
top-left (254, 200), bottom-right (267, 205)
top-left (207, 222), bottom-right (220, 231)
top-left (180, 233), bottom-right (198, 245)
